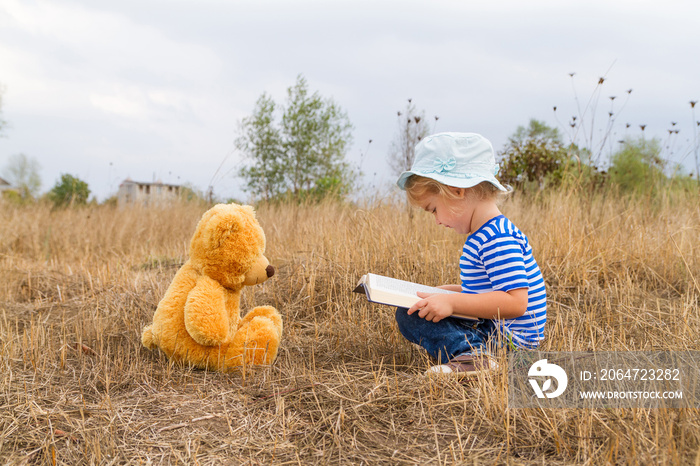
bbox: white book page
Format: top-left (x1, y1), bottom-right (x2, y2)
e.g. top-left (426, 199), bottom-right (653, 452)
top-left (356, 273), bottom-right (476, 320)
top-left (368, 273), bottom-right (456, 298)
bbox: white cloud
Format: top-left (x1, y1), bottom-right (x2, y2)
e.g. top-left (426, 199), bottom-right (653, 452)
top-left (90, 88), bottom-right (148, 120)
top-left (1, 0), bottom-right (223, 117)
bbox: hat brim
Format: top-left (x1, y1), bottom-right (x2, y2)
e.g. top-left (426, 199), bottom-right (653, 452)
top-left (396, 170), bottom-right (509, 192)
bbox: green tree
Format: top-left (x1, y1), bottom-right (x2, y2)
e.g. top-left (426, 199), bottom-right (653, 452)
top-left (387, 99), bottom-right (430, 176)
top-left (48, 174), bottom-right (90, 206)
top-left (608, 137), bottom-right (665, 195)
top-left (236, 75), bottom-right (354, 202)
top-left (498, 119), bottom-right (570, 190)
top-left (2, 153), bottom-right (42, 199)
top-left (179, 184), bottom-right (209, 204)
top-left (236, 93), bottom-right (284, 199)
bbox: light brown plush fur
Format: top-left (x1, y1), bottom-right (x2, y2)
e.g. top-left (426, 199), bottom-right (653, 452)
top-left (141, 203), bottom-right (283, 371)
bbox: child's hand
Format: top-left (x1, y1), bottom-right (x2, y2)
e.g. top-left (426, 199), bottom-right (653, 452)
top-left (407, 292), bottom-right (454, 322)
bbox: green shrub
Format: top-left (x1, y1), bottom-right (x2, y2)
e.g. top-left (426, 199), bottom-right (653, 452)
top-left (608, 137), bottom-right (665, 195)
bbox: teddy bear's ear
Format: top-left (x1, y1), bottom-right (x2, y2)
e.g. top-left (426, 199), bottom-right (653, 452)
top-left (213, 204), bottom-right (261, 245)
top-left (239, 204), bottom-right (257, 220)
top-left (209, 207), bottom-right (244, 247)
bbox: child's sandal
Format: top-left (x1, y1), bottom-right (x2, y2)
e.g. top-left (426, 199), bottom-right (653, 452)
top-left (426, 354), bottom-right (498, 377)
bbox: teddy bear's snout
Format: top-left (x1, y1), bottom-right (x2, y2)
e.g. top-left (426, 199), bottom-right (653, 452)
top-left (266, 265), bottom-right (275, 278)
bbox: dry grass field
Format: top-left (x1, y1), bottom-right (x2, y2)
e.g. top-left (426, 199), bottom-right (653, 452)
top-left (1, 187), bottom-right (699, 465)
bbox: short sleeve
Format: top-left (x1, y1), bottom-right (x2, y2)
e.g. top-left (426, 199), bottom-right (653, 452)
top-left (479, 235), bottom-right (529, 292)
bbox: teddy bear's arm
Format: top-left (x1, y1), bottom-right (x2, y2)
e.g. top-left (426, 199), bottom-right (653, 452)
top-left (184, 275), bottom-right (230, 346)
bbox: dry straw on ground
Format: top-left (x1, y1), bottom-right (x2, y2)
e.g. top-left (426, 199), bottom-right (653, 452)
top-left (1, 188), bottom-right (698, 464)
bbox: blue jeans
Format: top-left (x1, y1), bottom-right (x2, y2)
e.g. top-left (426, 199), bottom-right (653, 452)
top-left (395, 307), bottom-right (500, 363)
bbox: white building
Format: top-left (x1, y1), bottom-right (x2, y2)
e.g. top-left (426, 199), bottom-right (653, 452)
top-left (117, 179), bottom-right (182, 207)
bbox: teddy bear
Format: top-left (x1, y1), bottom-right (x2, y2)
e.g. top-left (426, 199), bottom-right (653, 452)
top-left (141, 203), bottom-right (283, 371)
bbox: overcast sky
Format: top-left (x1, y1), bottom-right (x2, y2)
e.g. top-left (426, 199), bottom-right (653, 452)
top-left (1, 0), bottom-right (698, 201)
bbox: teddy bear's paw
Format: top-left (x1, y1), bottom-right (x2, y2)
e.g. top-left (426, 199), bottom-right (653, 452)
top-left (232, 316), bottom-right (281, 365)
top-left (188, 330), bottom-right (228, 348)
top-left (240, 306), bottom-right (283, 338)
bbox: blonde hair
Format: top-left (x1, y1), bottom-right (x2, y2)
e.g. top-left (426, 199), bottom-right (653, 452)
top-left (403, 175), bottom-right (508, 208)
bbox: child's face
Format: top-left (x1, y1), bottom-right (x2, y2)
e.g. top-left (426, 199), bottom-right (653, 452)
top-left (420, 189), bottom-right (475, 235)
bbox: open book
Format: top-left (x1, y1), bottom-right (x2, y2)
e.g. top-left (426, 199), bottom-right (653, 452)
top-left (353, 273), bottom-right (477, 320)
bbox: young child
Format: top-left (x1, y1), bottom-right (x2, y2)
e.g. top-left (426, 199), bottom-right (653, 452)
top-left (395, 132), bottom-right (546, 376)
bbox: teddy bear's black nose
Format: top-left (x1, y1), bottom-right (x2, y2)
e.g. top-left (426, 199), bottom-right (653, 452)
top-left (266, 265), bottom-right (275, 278)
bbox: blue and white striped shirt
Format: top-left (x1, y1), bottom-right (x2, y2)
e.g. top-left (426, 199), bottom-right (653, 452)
top-left (460, 215), bottom-right (546, 348)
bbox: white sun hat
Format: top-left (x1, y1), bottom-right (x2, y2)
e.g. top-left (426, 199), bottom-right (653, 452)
top-left (396, 132), bottom-right (508, 192)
